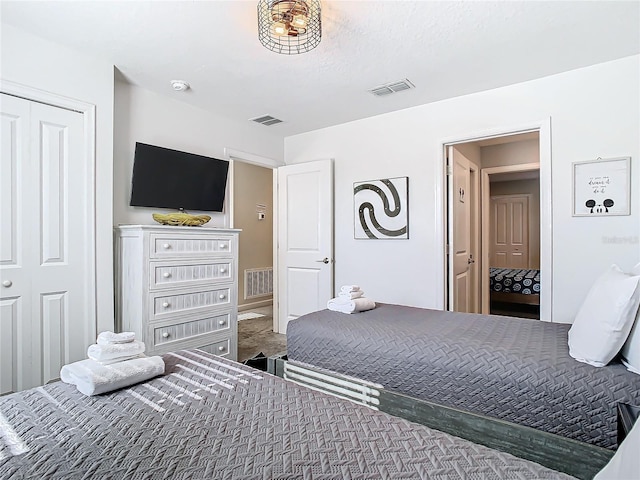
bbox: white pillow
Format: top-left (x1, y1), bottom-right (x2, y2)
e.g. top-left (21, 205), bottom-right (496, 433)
top-left (568, 265), bottom-right (640, 367)
top-left (620, 261), bottom-right (640, 374)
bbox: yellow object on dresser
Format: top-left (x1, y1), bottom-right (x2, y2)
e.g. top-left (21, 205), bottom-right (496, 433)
top-left (152, 212), bottom-right (211, 226)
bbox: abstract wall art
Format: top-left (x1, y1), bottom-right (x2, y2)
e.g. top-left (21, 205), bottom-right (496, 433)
top-left (354, 176), bottom-right (408, 239)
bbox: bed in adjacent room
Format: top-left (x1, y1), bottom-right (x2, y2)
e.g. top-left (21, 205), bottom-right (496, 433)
top-left (0, 349), bottom-right (573, 480)
top-left (285, 303), bottom-right (640, 455)
top-left (490, 267), bottom-right (541, 305)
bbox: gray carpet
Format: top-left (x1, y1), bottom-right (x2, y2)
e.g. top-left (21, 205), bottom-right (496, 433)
top-left (237, 316), bottom-right (287, 363)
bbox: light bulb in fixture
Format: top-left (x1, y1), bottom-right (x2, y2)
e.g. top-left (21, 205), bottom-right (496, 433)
top-left (272, 21), bottom-right (288, 36)
top-left (292, 14), bottom-right (307, 28)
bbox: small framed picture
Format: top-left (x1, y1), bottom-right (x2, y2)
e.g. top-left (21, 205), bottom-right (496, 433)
top-left (572, 157), bottom-right (631, 216)
top-left (354, 176), bottom-right (408, 239)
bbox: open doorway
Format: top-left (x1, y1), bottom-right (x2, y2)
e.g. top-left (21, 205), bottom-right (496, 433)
top-left (446, 130), bottom-right (548, 320)
top-left (226, 151), bottom-right (286, 361)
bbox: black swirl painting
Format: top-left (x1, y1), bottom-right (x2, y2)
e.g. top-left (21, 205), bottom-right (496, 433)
top-left (354, 177), bottom-right (408, 239)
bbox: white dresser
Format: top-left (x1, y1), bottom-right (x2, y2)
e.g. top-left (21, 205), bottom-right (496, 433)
top-left (115, 225), bottom-right (240, 360)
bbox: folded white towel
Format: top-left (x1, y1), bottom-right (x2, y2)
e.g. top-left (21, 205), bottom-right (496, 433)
top-left (87, 340), bottom-right (145, 362)
top-left (91, 354), bottom-right (146, 366)
top-left (340, 285), bottom-right (361, 294)
top-left (327, 297), bottom-right (376, 314)
top-left (339, 291), bottom-right (364, 300)
top-left (60, 356), bottom-right (165, 396)
top-left (97, 331), bottom-right (135, 345)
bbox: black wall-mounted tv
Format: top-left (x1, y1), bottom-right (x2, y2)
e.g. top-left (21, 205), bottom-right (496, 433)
top-left (130, 142), bottom-right (229, 212)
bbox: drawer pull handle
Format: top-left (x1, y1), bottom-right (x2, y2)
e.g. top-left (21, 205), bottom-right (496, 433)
top-left (219, 244), bottom-right (227, 249)
top-left (162, 302), bottom-right (171, 308)
top-left (162, 243), bottom-right (171, 250)
top-left (218, 320), bottom-right (226, 326)
top-left (219, 294), bottom-right (226, 300)
top-left (220, 268), bottom-right (226, 274)
top-left (218, 346), bottom-right (226, 352)
top-left (163, 272), bottom-right (171, 278)
top-left (162, 332), bottom-right (170, 338)
top-left (2, 280), bottom-right (12, 288)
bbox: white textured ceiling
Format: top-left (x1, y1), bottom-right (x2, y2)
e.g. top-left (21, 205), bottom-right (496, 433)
top-left (2, 1), bottom-right (639, 138)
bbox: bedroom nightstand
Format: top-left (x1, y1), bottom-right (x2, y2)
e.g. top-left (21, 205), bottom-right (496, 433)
top-left (617, 402), bottom-right (640, 445)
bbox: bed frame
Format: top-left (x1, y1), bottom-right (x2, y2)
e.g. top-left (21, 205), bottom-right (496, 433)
top-left (490, 290), bottom-right (540, 306)
top-left (267, 353), bottom-right (613, 480)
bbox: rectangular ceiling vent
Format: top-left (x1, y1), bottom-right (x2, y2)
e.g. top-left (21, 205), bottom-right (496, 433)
top-left (369, 79), bottom-right (415, 97)
top-left (250, 115), bottom-right (283, 126)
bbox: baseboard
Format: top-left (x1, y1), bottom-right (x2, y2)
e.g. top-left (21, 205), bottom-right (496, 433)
top-left (238, 299), bottom-right (273, 312)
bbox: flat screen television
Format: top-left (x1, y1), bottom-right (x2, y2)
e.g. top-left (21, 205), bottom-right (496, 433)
top-left (130, 142), bottom-right (229, 212)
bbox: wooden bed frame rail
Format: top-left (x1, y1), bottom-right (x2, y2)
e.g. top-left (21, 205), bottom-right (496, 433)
top-left (267, 353), bottom-right (612, 480)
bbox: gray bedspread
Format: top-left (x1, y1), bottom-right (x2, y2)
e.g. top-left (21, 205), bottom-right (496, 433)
top-left (0, 349), bottom-right (573, 479)
top-left (286, 304), bottom-right (640, 450)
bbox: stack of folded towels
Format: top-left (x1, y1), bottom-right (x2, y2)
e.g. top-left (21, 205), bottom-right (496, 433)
top-left (327, 285), bottom-right (376, 314)
top-left (60, 331), bottom-right (165, 396)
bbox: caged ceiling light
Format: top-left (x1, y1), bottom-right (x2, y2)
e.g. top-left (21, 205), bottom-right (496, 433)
top-left (257, 0), bottom-right (321, 55)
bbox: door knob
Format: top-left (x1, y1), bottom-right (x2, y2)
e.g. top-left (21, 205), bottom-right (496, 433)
top-left (2, 280), bottom-right (12, 288)
top-left (316, 257), bottom-right (330, 264)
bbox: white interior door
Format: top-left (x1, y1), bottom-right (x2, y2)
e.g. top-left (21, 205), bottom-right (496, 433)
top-left (0, 93), bottom-right (93, 394)
top-left (277, 159), bottom-right (333, 333)
top-left (448, 146), bottom-right (477, 313)
top-left (491, 194), bottom-right (530, 268)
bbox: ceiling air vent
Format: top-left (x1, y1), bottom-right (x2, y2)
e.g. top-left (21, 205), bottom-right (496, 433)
top-left (368, 79), bottom-right (415, 97)
top-left (250, 115), bottom-right (284, 126)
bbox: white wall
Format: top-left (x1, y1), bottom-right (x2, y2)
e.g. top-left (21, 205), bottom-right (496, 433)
top-left (1, 24), bottom-right (115, 333)
top-left (113, 81), bottom-right (283, 227)
top-left (284, 55), bottom-right (640, 323)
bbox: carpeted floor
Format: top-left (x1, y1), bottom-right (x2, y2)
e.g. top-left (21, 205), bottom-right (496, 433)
top-left (237, 316), bottom-right (287, 363)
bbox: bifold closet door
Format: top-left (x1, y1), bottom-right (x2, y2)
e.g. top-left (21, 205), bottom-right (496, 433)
top-left (1, 93), bottom-right (89, 394)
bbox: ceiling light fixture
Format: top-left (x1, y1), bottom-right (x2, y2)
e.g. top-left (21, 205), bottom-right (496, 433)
top-left (257, 0), bottom-right (321, 55)
top-left (170, 80), bottom-right (190, 92)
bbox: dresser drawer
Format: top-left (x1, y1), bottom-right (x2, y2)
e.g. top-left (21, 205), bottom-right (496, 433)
top-left (152, 287), bottom-right (232, 320)
top-left (150, 260), bottom-right (232, 290)
top-left (199, 338), bottom-right (230, 357)
top-left (152, 313), bottom-right (231, 347)
top-left (150, 234), bottom-right (233, 259)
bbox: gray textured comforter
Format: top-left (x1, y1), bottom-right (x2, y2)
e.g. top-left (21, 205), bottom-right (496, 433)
top-left (286, 304), bottom-right (640, 449)
top-left (0, 349), bottom-right (573, 479)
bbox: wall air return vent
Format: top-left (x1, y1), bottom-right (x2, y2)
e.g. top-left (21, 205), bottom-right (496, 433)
top-left (368, 79), bottom-right (415, 97)
top-left (250, 115), bottom-right (284, 126)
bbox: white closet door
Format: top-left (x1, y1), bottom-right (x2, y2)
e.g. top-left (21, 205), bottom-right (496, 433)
top-left (0, 93), bottom-right (91, 394)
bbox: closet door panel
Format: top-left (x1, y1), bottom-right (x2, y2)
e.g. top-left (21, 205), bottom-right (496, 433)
top-left (30, 102), bottom-right (87, 383)
top-left (0, 95), bottom-right (33, 393)
top-left (0, 94), bottom-right (89, 392)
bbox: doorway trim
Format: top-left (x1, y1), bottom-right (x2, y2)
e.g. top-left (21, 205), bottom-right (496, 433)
top-left (441, 118), bottom-right (552, 321)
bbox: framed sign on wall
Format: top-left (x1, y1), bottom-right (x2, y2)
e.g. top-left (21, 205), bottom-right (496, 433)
top-left (354, 176), bottom-right (408, 239)
top-left (572, 157), bottom-right (631, 216)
